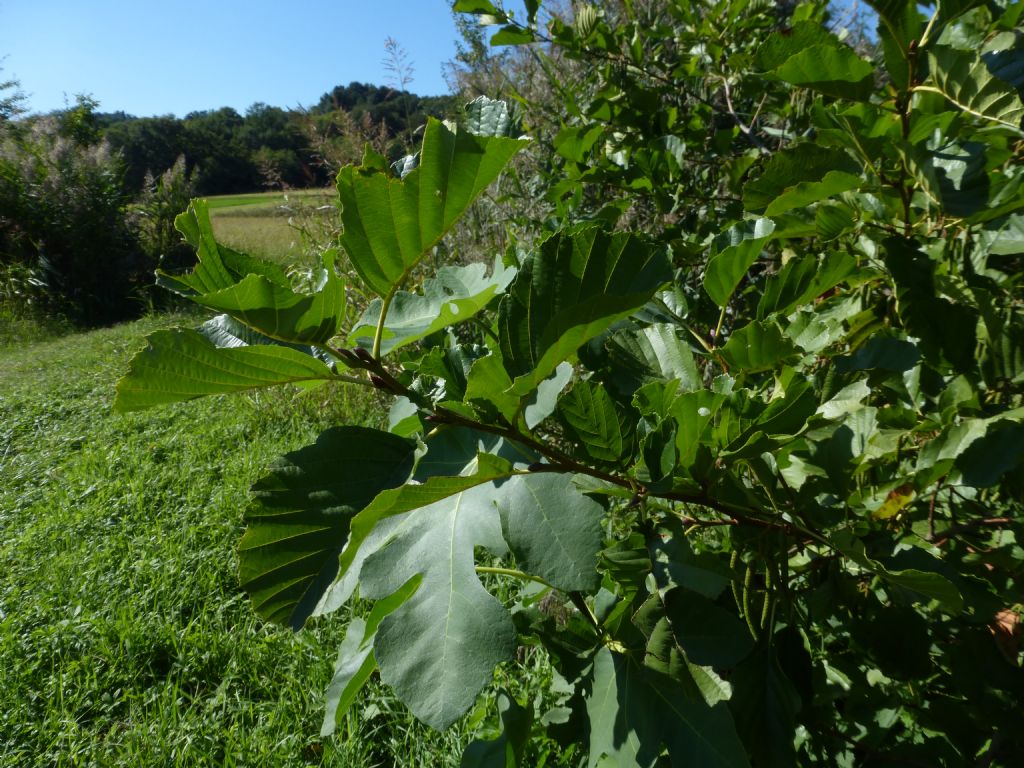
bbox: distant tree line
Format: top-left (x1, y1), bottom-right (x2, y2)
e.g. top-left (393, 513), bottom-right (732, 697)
top-left (99, 82), bottom-right (455, 195)
top-left (1, 77), bottom-right (453, 328)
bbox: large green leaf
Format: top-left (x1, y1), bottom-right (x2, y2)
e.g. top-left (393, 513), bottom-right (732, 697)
top-left (464, 96), bottom-right (518, 138)
top-left (465, 354), bottom-right (521, 424)
top-left (337, 118), bottom-right (526, 298)
top-left (757, 252), bottom-right (858, 319)
top-left (754, 22), bottom-right (839, 71)
top-left (188, 271), bottom-right (346, 346)
top-left (161, 199), bottom-right (290, 296)
top-left (350, 261), bottom-right (515, 355)
top-left (703, 218), bottom-right (775, 307)
top-left (558, 380), bottom-right (634, 464)
top-left (637, 601), bottom-right (735, 708)
top-left (113, 328), bottom-right (341, 412)
top-left (727, 647), bottom-right (801, 768)
top-left (743, 145), bottom-right (860, 213)
top-left (662, 588), bottom-right (754, 668)
top-left (161, 201), bottom-right (346, 344)
top-left (237, 427), bottom-right (419, 630)
top-left (883, 237), bottom-right (978, 371)
top-left (601, 323), bottom-right (703, 396)
top-left (865, 0), bottom-right (923, 49)
top-left (977, 213), bottom-right (1024, 256)
top-left (586, 647), bottom-right (750, 768)
top-left (832, 531), bottom-right (963, 612)
top-left (927, 46), bottom-right (1024, 131)
top-left (719, 321), bottom-right (799, 372)
top-left (320, 577), bottom-right (420, 736)
top-left (769, 43), bottom-right (875, 101)
top-left (650, 521), bottom-right (731, 600)
top-left (764, 171), bottom-right (861, 216)
top-left (497, 473), bottom-right (604, 592)
top-left (330, 451), bottom-right (517, 608)
top-left (498, 225), bottom-right (671, 396)
top-left (358, 480), bottom-right (517, 729)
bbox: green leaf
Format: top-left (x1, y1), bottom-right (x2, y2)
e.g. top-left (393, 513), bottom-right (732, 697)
top-left (113, 328), bottom-right (340, 412)
top-left (755, 22), bottom-right (839, 71)
top-left (350, 261), bottom-right (515, 355)
top-left (554, 125), bottom-right (604, 163)
top-left (358, 480), bottom-right (516, 729)
top-left (559, 380), bottom-right (633, 464)
top-left (663, 589), bottom-right (754, 668)
top-left (237, 427), bottom-right (418, 630)
top-left (523, 362), bottom-right (573, 429)
top-left (586, 647), bottom-right (750, 768)
top-left (464, 96), bottom-right (518, 138)
top-left (331, 451), bottom-right (517, 607)
top-left (465, 354), bottom-right (520, 424)
top-left (832, 531), bottom-right (963, 612)
top-left (603, 323), bottom-right (703, 395)
top-left (196, 313), bottom-right (328, 361)
top-left (955, 420), bottom-right (1024, 487)
top-left (498, 225), bottom-right (671, 396)
top-left (764, 171), bottom-right (861, 216)
top-left (453, 0), bottom-right (504, 14)
top-left (977, 213), bottom-right (1024, 256)
top-left (641, 418), bottom-right (679, 484)
top-left (769, 43), bottom-right (875, 101)
top-left (836, 336), bottom-right (921, 373)
top-left (461, 692), bottom-right (532, 768)
top-left (727, 647), bottom-right (801, 768)
top-left (188, 270), bottom-right (347, 345)
top-left (927, 46), bottom-right (1024, 131)
top-left (883, 237), bottom-right (978, 371)
top-left (497, 473), bottom-right (604, 592)
top-left (814, 203), bottom-right (856, 241)
top-left (162, 199), bottom-right (290, 297)
top-left (634, 596), bottom-right (734, 707)
top-left (757, 252), bottom-right (858, 319)
top-left (490, 25), bottom-right (536, 46)
top-left (160, 201), bottom-right (347, 344)
top-left (865, 0), bottom-right (923, 49)
top-left (337, 118), bottom-right (526, 298)
top-left (650, 521), bottom-right (731, 599)
top-left (320, 577), bottom-right (420, 736)
top-left (719, 321), bottom-right (799, 372)
top-left (743, 145), bottom-right (860, 213)
top-left (703, 218), bottom-right (775, 307)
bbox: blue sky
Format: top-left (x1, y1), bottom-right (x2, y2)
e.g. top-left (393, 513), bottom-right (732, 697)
top-left (0, 1), bottom-right (477, 117)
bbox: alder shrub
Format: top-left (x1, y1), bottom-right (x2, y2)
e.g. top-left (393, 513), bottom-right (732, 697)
top-left (117, 1), bottom-right (1024, 764)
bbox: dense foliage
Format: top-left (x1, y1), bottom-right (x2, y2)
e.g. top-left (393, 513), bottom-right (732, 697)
top-left (117, 0), bottom-right (1024, 765)
top-left (0, 97), bottom-right (153, 325)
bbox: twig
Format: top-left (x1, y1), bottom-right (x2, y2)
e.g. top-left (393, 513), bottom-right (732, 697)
top-left (720, 76), bottom-right (769, 152)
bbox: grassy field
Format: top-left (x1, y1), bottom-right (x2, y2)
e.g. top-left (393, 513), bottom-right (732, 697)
top-left (204, 190), bottom-right (337, 265)
top-left (0, 313), bottom-right (476, 766)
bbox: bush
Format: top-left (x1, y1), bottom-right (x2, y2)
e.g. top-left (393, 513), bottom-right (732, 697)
top-left (1, 104), bottom-right (153, 325)
top-left (116, 1), bottom-right (1024, 765)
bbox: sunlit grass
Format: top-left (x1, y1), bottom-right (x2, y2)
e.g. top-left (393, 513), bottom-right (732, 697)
top-left (0, 314), bottom-right (477, 766)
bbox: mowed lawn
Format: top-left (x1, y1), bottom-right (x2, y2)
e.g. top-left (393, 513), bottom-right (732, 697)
top-left (0, 314), bottom-right (471, 766)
